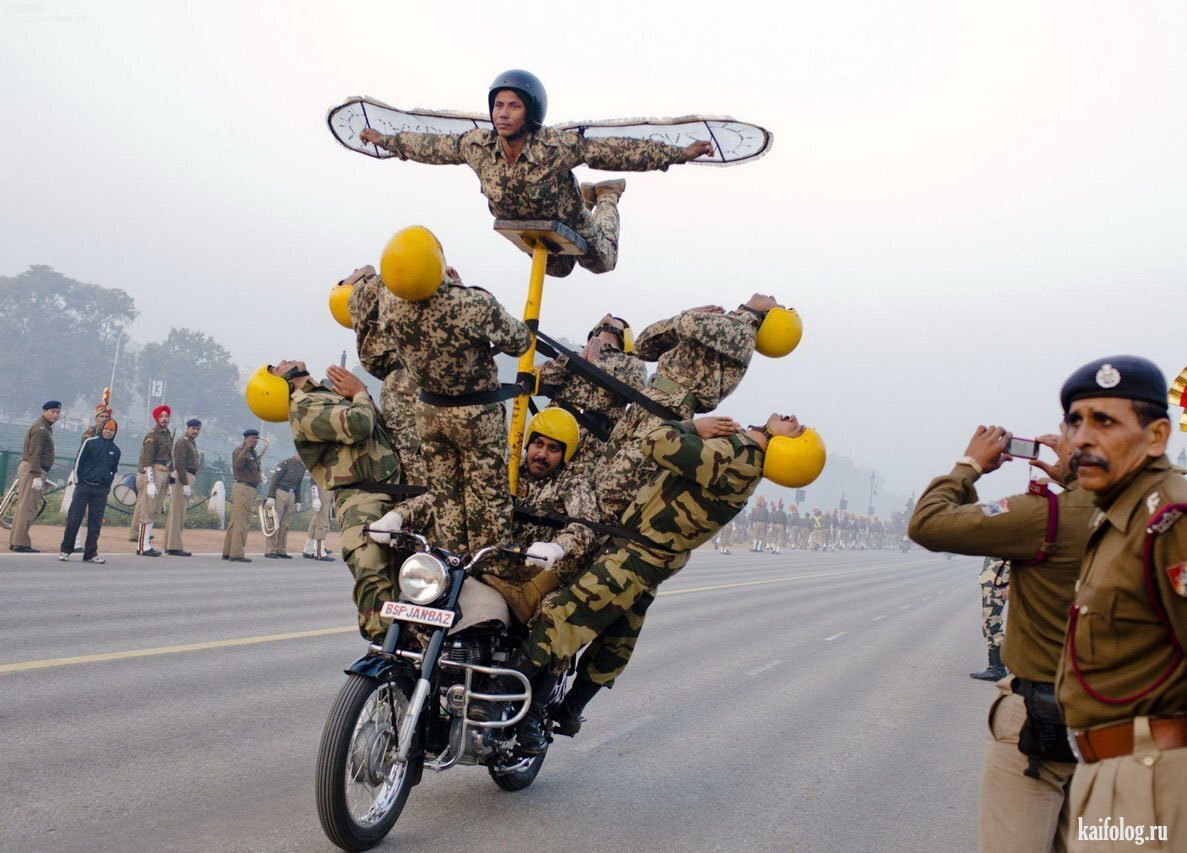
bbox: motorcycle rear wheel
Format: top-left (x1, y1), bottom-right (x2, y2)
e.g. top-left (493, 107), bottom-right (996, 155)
top-left (316, 674), bottom-right (415, 851)
top-left (488, 749), bottom-right (547, 791)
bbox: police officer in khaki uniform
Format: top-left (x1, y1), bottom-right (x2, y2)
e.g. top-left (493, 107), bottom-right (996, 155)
top-left (264, 454), bottom-right (305, 559)
top-left (1053, 356), bottom-right (1187, 852)
top-left (8, 401), bottom-right (59, 552)
top-left (164, 418), bottom-right (201, 556)
top-left (133, 405), bottom-right (173, 556)
top-left (222, 429), bottom-right (261, 563)
top-left (909, 424), bottom-right (1096, 853)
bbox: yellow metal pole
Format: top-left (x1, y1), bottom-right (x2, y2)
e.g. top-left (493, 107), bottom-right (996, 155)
top-left (507, 241), bottom-right (549, 493)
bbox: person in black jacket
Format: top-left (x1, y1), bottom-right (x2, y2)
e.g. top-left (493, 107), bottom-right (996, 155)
top-left (60, 419), bottom-right (121, 563)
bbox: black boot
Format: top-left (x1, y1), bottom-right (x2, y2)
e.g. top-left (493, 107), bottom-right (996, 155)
top-left (516, 671), bottom-right (556, 756)
top-left (551, 675), bottom-right (603, 738)
top-left (970, 646), bottom-right (1007, 681)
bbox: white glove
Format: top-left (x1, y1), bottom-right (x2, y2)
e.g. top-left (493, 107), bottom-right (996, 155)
top-left (266, 497), bottom-right (276, 510)
top-left (147, 482), bottom-right (157, 499)
top-left (32, 477), bottom-right (44, 491)
top-left (525, 541), bottom-right (565, 570)
top-left (368, 510), bottom-right (404, 545)
top-left (182, 485), bottom-right (192, 498)
top-left (295, 502), bottom-right (302, 513)
top-left (312, 498), bottom-right (322, 511)
top-left (144, 467), bottom-right (155, 485)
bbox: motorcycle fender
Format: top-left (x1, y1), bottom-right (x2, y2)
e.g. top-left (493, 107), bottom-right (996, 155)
top-left (343, 654), bottom-right (417, 683)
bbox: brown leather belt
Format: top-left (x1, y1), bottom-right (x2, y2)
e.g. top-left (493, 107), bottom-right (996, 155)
top-left (1074, 716), bottom-right (1187, 763)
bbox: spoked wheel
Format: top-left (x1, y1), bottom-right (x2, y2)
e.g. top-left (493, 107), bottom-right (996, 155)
top-left (488, 748), bottom-right (548, 791)
top-left (316, 674), bottom-right (416, 851)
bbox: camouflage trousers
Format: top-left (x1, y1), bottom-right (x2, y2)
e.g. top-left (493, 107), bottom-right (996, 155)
top-left (979, 558), bottom-right (1010, 652)
top-left (523, 543), bottom-right (676, 685)
top-left (336, 487), bottom-right (397, 642)
top-left (717, 520), bottom-right (735, 548)
top-left (381, 372), bottom-right (425, 485)
top-left (546, 202), bottom-right (620, 278)
top-left (416, 400), bottom-right (512, 553)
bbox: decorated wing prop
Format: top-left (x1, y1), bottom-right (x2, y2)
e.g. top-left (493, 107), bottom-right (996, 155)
top-left (327, 97), bottom-right (773, 166)
top-left (1170, 367), bottom-right (1187, 432)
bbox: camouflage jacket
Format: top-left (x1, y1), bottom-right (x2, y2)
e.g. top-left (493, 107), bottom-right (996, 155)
top-left (288, 378), bottom-right (399, 491)
top-left (375, 127), bottom-right (686, 227)
top-left (539, 347), bottom-right (647, 425)
top-left (138, 424), bottom-right (173, 470)
top-left (267, 457), bottom-right (307, 497)
top-left (621, 421), bottom-right (764, 577)
top-left (515, 463), bottom-right (600, 579)
top-left (378, 281), bottom-right (531, 396)
top-left (634, 308), bottom-right (761, 413)
top-left (349, 273), bottom-right (405, 380)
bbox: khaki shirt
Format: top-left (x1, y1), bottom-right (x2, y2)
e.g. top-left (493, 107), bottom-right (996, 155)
top-left (267, 457), bottom-right (306, 498)
top-left (1056, 456), bottom-right (1187, 730)
top-left (23, 417), bottom-right (55, 476)
top-left (173, 436), bottom-right (200, 486)
top-left (231, 444), bottom-right (262, 486)
top-left (909, 463), bottom-right (1096, 681)
top-left (138, 425), bottom-right (173, 470)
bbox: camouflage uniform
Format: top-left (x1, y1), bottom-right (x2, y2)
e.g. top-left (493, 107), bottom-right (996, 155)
top-left (979, 557), bottom-right (1010, 656)
top-left (509, 462), bottom-right (600, 585)
top-left (524, 420), bottom-right (763, 685)
top-left (537, 346), bottom-right (647, 476)
top-left (288, 377), bottom-right (432, 641)
top-left (378, 279), bottom-right (531, 552)
top-left (348, 273), bottom-right (425, 484)
top-left (595, 307), bottom-right (761, 522)
top-left (374, 127), bottom-right (689, 277)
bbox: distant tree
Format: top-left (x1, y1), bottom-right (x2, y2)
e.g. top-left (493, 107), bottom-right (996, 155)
top-left (0, 265), bottom-right (138, 417)
top-left (136, 328), bottom-right (242, 424)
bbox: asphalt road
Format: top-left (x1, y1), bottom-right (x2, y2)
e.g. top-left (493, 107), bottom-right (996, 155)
top-left (1, 547), bottom-right (991, 852)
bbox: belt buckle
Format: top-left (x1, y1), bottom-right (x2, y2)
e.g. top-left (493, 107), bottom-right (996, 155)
top-left (1068, 729), bottom-right (1085, 763)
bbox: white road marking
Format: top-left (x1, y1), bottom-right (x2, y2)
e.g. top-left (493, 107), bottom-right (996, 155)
top-left (746, 660), bottom-right (782, 676)
top-left (824, 632), bottom-right (848, 642)
top-left (871, 615), bottom-right (887, 622)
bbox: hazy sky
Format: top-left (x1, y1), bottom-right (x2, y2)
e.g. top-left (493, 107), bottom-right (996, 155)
top-left (3, 0), bottom-right (1186, 502)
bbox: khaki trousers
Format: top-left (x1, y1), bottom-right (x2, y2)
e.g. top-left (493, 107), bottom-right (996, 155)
top-left (980, 681), bottom-right (1075, 853)
top-left (222, 482), bottom-right (256, 558)
top-left (264, 488), bottom-right (295, 555)
top-left (133, 465), bottom-right (169, 529)
top-left (164, 479), bottom-right (189, 551)
top-left (1067, 718), bottom-right (1187, 852)
top-left (306, 496), bottom-right (330, 540)
top-left (7, 461), bottom-right (40, 549)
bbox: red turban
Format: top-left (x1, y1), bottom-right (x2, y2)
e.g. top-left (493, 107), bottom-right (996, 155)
top-left (152, 405), bottom-right (172, 420)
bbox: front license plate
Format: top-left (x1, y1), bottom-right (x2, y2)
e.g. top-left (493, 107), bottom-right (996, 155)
top-left (380, 601), bottom-right (456, 629)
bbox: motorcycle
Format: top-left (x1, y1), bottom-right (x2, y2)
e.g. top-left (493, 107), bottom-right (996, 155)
top-left (315, 529), bottom-right (564, 852)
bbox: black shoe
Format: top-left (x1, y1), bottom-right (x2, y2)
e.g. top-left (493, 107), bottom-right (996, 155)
top-left (221, 555), bottom-right (229, 560)
top-left (138, 549), bottom-right (162, 557)
top-left (970, 665), bottom-right (1007, 681)
top-left (551, 703), bottom-right (585, 738)
top-left (264, 553), bottom-right (279, 559)
top-left (516, 706), bottom-right (550, 755)
top-left (274, 554), bottom-right (292, 559)
top-left (165, 549), bottom-right (192, 557)
top-left (10, 545), bottom-right (38, 553)
top-left (551, 676), bottom-right (601, 738)
top-left (302, 553), bottom-right (314, 560)
top-left (317, 555), bottom-right (335, 562)
top-left (229, 556), bottom-right (252, 563)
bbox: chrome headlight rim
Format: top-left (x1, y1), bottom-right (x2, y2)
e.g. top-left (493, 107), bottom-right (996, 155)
top-left (397, 553), bottom-right (449, 605)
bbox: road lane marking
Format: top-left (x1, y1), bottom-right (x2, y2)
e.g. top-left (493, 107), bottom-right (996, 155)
top-left (0, 626), bottom-right (356, 674)
top-left (746, 660), bottom-right (782, 676)
top-left (824, 632), bottom-right (848, 642)
top-left (871, 615), bottom-right (887, 622)
top-left (1, 558), bottom-right (941, 675)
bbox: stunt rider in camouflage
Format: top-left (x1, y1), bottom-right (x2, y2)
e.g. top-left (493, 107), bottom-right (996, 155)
top-left (358, 70), bottom-right (713, 278)
top-left (269, 360), bottom-right (431, 643)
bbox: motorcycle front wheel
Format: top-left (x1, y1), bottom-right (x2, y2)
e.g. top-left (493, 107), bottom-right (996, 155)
top-left (316, 673), bottom-right (416, 851)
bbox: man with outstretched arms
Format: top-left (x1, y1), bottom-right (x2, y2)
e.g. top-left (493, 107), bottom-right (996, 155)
top-left (1052, 356), bottom-right (1187, 851)
top-left (909, 423), bottom-right (1095, 853)
top-left (133, 404), bottom-right (173, 557)
top-left (258, 361), bottom-right (432, 643)
top-left (359, 70), bottom-right (711, 278)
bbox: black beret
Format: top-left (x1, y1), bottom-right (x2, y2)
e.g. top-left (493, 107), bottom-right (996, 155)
top-left (186, 418), bottom-right (202, 428)
top-left (243, 428), bottom-right (260, 437)
top-left (1060, 355), bottom-right (1169, 413)
top-left (42, 400), bottom-right (61, 410)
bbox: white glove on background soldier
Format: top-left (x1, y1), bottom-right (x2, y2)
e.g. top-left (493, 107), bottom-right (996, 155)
top-left (525, 541), bottom-right (565, 570)
top-left (32, 477), bottom-right (44, 491)
top-left (182, 485), bottom-right (192, 498)
top-left (368, 510), bottom-right (404, 545)
top-left (311, 485), bottom-right (322, 512)
top-left (266, 497), bottom-right (276, 510)
top-left (145, 468), bottom-right (156, 498)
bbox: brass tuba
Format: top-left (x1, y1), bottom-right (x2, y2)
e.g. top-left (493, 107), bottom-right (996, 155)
top-left (258, 497), bottom-right (279, 537)
top-left (0, 477), bottom-right (19, 529)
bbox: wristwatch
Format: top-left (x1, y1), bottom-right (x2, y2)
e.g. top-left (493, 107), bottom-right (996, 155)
top-left (956, 456), bottom-right (984, 475)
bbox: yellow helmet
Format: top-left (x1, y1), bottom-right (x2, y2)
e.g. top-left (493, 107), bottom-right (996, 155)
top-left (621, 323), bottom-right (635, 354)
top-left (755, 307), bottom-right (803, 358)
top-left (245, 365), bottom-right (290, 423)
top-left (763, 428), bottom-right (826, 487)
top-left (526, 408), bottom-right (580, 464)
top-left (328, 282), bottom-right (353, 328)
top-left (380, 225), bottom-right (445, 301)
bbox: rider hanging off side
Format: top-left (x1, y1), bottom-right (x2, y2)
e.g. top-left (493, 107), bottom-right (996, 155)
top-left (358, 70), bottom-right (713, 278)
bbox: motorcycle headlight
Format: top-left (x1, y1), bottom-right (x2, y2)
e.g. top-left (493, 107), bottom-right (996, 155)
top-left (398, 553), bottom-right (449, 605)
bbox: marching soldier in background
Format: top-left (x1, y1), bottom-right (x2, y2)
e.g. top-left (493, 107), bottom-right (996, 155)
top-left (134, 405), bottom-right (173, 557)
top-left (908, 424), bottom-right (1094, 853)
top-left (164, 418), bottom-right (201, 557)
top-left (222, 429), bottom-right (261, 563)
top-left (769, 498), bottom-right (788, 554)
top-left (537, 313), bottom-right (647, 474)
top-left (8, 401), bottom-right (60, 553)
top-left (377, 227), bottom-right (531, 552)
top-left (749, 494), bottom-right (769, 552)
top-left (264, 453), bottom-right (306, 559)
top-left (302, 481), bottom-right (334, 561)
top-left (1053, 357), bottom-right (1187, 851)
top-left (973, 558), bottom-right (1010, 682)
